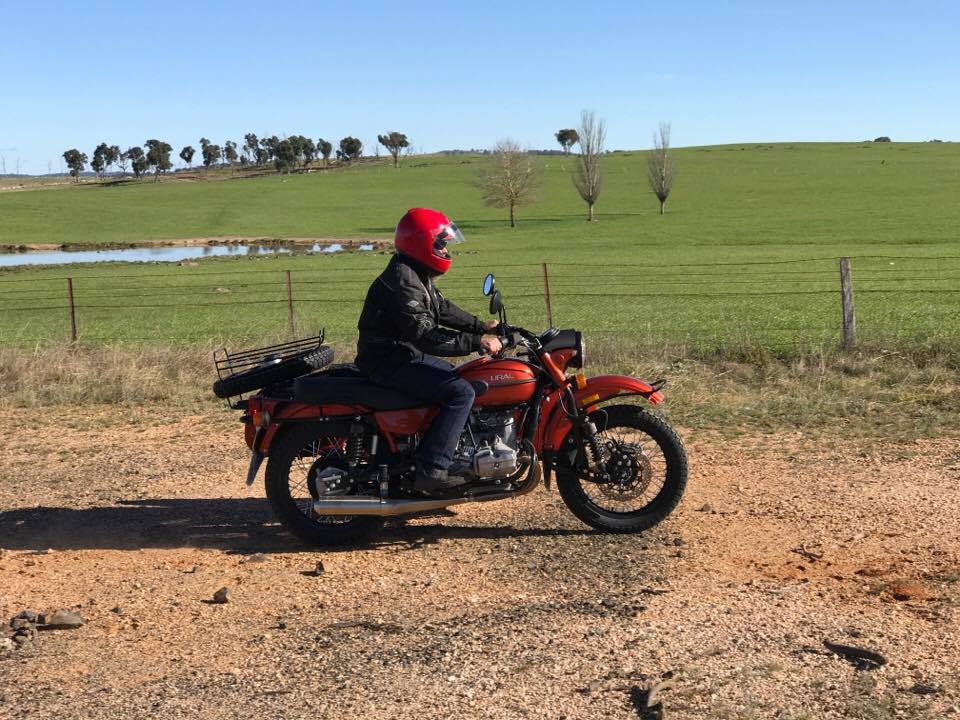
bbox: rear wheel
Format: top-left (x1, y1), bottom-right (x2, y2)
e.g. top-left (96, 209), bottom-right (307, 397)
top-left (264, 423), bottom-right (383, 546)
top-left (556, 404), bottom-right (687, 533)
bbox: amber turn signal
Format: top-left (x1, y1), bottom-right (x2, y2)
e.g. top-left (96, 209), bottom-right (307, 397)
top-left (573, 373), bottom-right (588, 390)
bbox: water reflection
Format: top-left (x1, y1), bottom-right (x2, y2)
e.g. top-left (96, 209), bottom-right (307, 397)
top-left (0, 243), bottom-right (376, 268)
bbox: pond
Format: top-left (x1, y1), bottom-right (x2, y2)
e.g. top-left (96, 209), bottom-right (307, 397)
top-left (0, 242), bottom-right (375, 268)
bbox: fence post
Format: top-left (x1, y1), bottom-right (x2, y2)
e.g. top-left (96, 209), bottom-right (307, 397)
top-left (285, 270), bottom-right (296, 337)
top-left (839, 257), bottom-right (856, 348)
top-left (541, 262), bottom-right (554, 328)
top-left (66, 277), bottom-right (78, 343)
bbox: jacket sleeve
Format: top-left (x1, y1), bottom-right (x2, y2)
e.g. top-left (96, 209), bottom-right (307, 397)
top-left (436, 288), bottom-right (484, 334)
top-left (379, 272), bottom-right (482, 357)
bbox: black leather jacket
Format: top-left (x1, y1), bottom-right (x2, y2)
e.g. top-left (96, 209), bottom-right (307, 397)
top-left (355, 254), bottom-right (484, 376)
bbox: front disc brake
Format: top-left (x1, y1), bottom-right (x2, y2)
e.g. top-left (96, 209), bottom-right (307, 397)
top-left (597, 442), bottom-right (652, 500)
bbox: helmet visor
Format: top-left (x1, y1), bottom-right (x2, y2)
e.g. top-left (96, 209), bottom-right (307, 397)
top-left (433, 222), bottom-right (464, 258)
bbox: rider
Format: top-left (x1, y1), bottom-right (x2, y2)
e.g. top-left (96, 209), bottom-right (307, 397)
top-left (356, 208), bottom-right (502, 495)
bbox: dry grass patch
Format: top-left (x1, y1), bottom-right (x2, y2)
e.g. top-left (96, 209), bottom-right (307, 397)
top-left (2, 339), bottom-right (957, 441)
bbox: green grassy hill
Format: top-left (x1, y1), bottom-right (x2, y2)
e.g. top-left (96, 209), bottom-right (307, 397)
top-left (2, 142), bottom-right (959, 250)
top-left (1, 143), bottom-right (959, 350)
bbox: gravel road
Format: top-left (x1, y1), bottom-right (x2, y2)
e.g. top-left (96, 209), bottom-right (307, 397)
top-left (1, 409), bottom-right (958, 719)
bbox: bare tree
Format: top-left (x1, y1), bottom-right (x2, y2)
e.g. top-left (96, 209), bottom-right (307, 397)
top-left (572, 110), bottom-right (605, 221)
top-left (647, 122), bottom-right (675, 215)
top-left (479, 139), bottom-right (539, 228)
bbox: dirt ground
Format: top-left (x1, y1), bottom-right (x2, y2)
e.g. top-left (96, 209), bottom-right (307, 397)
top-left (1, 407), bottom-right (958, 719)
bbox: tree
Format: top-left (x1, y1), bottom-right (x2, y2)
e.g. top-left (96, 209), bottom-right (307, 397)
top-left (260, 135), bottom-right (280, 163)
top-left (115, 148), bottom-right (129, 175)
top-left (90, 153), bottom-right (105, 178)
top-left (317, 138), bottom-right (332, 167)
top-left (287, 135), bottom-right (311, 166)
top-left (555, 128), bottom-right (579, 155)
top-left (91, 144), bottom-right (120, 177)
top-left (200, 138), bottom-right (221, 169)
top-left (91, 143), bottom-right (110, 179)
top-left (62, 149), bottom-right (87, 181)
top-left (301, 137), bottom-right (316, 167)
top-left (479, 139), bottom-right (539, 228)
top-left (646, 122), bottom-right (676, 215)
top-left (243, 133), bottom-right (259, 162)
top-left (337, 136), bottom-right (362, 162)
top-left (104, 145), bottom-right (121, 174)
top-left (223, 140), bottom-right (239, 165)
top-left (274, 139), bottom-right (297, 174)
top-left (124, 146), bottom-right (148, 179)
top-left (572, 110), bottom-right (605, 221)
top-left (145, 139), bottom-right (173, 180)
top-left (377, 131), bottom-right (409, 167)
top-left (180, 145), bottom-right (195, 168)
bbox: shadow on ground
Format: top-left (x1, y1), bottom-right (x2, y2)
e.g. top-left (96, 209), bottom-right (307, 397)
top-left (0, 498), bottom-right (594, 554)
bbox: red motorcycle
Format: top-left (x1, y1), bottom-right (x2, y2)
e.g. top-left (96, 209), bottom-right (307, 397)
top-left (214, 274), bottom-right (687, 545)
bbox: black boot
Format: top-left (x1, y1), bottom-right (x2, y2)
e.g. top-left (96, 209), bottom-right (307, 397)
top-left (413, 462), bottom-right (467, 496)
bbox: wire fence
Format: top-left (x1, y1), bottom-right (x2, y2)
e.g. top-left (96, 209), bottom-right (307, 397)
top-left (1, 254), bottom-right (958, 348)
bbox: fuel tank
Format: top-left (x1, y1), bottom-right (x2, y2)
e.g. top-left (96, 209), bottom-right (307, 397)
top-left (457, 357), bottom-right (537, 406)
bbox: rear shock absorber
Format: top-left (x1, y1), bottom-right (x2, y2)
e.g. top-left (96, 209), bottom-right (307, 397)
top-left (346, 421), bottom-right (365, 468)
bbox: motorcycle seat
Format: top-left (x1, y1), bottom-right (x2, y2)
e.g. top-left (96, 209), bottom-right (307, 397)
top-left (293, 375), bottom-right (425, 410)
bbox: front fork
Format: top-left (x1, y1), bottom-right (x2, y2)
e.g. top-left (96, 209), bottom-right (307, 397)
top-left (563, 386), bottom-right (609, 480)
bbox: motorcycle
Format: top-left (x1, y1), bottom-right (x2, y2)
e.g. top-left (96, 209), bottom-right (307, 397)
top-left (213, 273), bottom-right (688, 545)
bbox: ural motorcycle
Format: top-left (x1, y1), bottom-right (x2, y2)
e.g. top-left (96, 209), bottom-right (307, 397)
top-left (213, 274), bottom-right (688, 545)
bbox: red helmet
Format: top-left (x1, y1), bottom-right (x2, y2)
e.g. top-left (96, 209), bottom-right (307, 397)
top-left (394, 208), bottom-right (464, 274)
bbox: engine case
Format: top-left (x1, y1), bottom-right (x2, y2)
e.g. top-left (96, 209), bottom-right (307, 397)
top-left (472, 439), bottom-right (518, 478)
top-left (456, 409), bottom-right (521, 479)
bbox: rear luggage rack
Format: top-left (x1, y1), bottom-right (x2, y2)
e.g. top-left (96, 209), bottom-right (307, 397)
top-left (213, 331), bottom-right (330, 408)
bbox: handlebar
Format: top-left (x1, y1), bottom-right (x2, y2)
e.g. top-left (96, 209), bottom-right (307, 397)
top-left (478, 323), bottom-right (540, 357)
top-left (501, 324), bottom-right (540, 345)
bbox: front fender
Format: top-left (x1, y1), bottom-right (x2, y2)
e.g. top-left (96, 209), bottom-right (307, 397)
top-left (543, 375), bottom-right (664, 452)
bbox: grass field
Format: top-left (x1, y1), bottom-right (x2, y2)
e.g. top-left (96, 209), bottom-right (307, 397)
top-left (1, 142), bottom-right (959, 350)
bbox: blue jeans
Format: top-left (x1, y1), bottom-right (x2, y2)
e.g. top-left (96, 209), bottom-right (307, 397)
top-left (372, 356), bottom-right (475, 470)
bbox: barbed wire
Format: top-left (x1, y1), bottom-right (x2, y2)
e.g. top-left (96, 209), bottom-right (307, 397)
top-left (7, 266), bottom-right (960, 303)
top-left (2, 254), bottom-right (956, 345)
top-left (4, 253), bottom-right (960, 284)
top-left (12, 284), bottom-right (957, 313)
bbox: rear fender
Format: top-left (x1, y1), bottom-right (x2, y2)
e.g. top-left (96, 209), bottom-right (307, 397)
top-left (542, 375), bottom-right (664, 453)
top-left (245, 412), bottom-right (359, 486)
top-left (253, 401), bottom-right (368, 455)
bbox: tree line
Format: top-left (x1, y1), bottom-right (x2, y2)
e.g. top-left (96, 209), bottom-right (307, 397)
top-left (58, 115), bottom-right (674, 220)
top-left (61, 132), bottom-right (412, 181)
top-left (482, 111), bottom-right (676, 226)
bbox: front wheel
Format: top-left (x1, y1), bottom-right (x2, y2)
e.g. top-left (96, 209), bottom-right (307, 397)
top-left (555, 404), bottom-right (687, 533)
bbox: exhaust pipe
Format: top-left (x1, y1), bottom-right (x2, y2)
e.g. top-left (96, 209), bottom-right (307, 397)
top-left (312, 458), bottom-right (542, 517)
top-left (312, 493), bottom-right (511, 517)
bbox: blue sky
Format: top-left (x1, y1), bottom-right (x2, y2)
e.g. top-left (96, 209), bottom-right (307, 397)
top-left (1, 0), bottom-right (957, 174)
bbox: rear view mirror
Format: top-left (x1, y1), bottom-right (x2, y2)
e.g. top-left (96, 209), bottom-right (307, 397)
top-left (482, 273), bottom-right (496, 296)
top-left (489, 289), bottom-right (502, 315)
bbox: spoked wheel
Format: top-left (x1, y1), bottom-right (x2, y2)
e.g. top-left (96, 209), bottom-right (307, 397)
top-left (556, 404), bottom-right (687, 533)
top-left (264, 423), bottom-right (383, 546)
